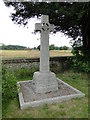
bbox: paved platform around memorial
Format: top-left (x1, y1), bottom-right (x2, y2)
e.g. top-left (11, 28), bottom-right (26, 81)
top-left (17, 78), bottom-right (85, 110)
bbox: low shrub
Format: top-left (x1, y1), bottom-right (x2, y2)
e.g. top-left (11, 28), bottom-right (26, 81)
top-left (2, 67), bottom-right (17, 111)
top-left (72, 48), bottom-right (90, 73)
top-left (72, 58), bottom-right (90, 73)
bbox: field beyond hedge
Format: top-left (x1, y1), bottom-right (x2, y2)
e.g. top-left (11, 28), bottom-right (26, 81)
top-left (1, 50), bottom-right (72, 59)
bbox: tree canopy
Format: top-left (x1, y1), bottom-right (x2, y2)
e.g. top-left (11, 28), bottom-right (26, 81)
top-left (5, 2), bottom-right (90, 45)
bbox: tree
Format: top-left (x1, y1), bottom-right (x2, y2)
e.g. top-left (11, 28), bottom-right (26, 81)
top-left (55, 46), bottom-right (59, 50)
top-left (5, 2), bottom-right (89, 48)
top-left (33, 47), bottom-right (37, 50)
top-left (2, 45), bottom-right (27, 50)
top-left (59, 46), bottom-right (68, 50)
top-left (49, 44), bottom-right (55, 50)
top-left (37, 45), bottom-right (40, 50)
top-left (5, 2), bottom-right (90, 72)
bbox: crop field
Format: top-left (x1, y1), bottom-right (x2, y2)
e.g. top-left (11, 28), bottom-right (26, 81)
top-left (1, 50), bottom-right (73, 60)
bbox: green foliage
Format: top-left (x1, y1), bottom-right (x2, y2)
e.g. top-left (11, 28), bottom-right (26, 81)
top-left (2, 44), bottom-right (27, 50)
top-left (33, 47), bottom-right (37, 50)
top-left (57, 70), bottom-right (88, 97)
top-left (49, 44), bottom-right (69, 50)
top-left (37, 45), bottom-right (40, 50)
top-left (2, 67), bottom-right (17, 111)
top-left (42, 104), bottom-right (48, 110)
top-left (49, 44), bottom-right (55, 50)
top-left (59, 46), bottom-right (69, 50)
top-left (37, 44), bottom-right (69, 50)
top-left (72, 59), bottom-right (89, 73)
top-left (59, 104), bottom-right (64, 109)
top-left (13, 67), bottom-right (39, 79)
top-left (2, 66), bottom-right (39, 112)
top-left (72, 47), bottom-right (90, 73)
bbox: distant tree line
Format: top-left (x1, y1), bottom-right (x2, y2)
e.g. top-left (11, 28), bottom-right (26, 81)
top-left (36, 44), bottom-right (69, 50)
top-left (49, 44), bottom-right (69, 50)
top-left (2, 44), bottom-right (70, 50)
top-left (2, 45), bottom-right (27, 50)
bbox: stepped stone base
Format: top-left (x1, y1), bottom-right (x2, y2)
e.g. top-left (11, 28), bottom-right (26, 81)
top-left (33, 71), bottom-right (58, 93)
top-left (17, 78), bottom-right (85, 110)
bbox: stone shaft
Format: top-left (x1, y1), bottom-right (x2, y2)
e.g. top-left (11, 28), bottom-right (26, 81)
top-left (35, 15), bottom-right (54, 72)
top-left (40, 31), bottom-right (49, 72)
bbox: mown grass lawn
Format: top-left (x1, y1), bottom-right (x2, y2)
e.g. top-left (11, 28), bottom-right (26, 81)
top-left (2, 70), bottom-right (88, 119)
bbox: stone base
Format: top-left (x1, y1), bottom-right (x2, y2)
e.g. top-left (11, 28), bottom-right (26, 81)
top-left (33, 71), bottom-right (58, 93)
top-left (17, 78), bottom-right (85, 110)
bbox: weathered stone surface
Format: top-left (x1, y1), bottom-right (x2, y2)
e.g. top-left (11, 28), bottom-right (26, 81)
top-left (3, 56), bottom-right (72, 71)
top-left (35, 15), bottom-right (54, 72)
top-left (34, 15), bottom-right (58, 93)
top-left (33, 71), bottom-right (58, 93)
top-left (17, 78), bottom-right (85, 110)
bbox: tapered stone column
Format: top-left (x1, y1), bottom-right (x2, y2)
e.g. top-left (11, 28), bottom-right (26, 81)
top-left (33, 15), bottom-right (58, 93)
top-left (40, 16), bottom-right (51, 72)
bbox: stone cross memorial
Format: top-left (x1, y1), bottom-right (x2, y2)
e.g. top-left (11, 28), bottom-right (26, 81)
top-left (33, 15), bottom-right (58, 93)
top-left (17, 14), bottom-right (85, 110)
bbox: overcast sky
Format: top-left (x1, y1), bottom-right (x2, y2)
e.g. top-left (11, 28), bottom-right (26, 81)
top-left (0, 0), bottom-right (73, 48)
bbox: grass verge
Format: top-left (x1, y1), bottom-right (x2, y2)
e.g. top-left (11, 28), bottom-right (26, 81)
top-left (2, 70), bottom-right (88, 118)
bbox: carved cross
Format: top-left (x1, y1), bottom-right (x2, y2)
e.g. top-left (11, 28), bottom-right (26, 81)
top-left (35, 15), bottom-right (54, 72)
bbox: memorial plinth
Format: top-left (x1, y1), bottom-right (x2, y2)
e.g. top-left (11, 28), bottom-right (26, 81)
top-left (33, 72), bottom-right (58, 93)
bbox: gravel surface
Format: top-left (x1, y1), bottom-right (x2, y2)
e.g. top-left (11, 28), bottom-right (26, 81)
top-left (20, 80), bottom-right (77, 103)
